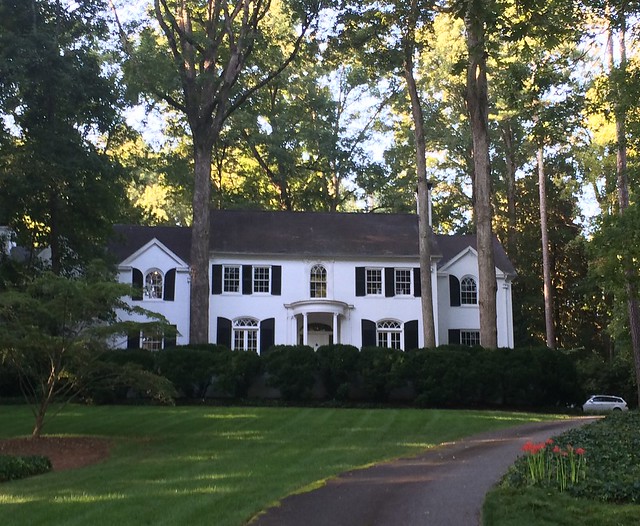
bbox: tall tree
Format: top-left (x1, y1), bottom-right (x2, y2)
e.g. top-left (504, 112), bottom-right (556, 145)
top-left (336, 0), bottom-right (437, 347)
top-left (403, 0), bottom-right (437, 347)
top-left (120, 0), bottom-right (321, 343)
top-left (0, 0), bottom-right (129, 274)
top-left (606, 6), bottom-right (640, 405)
top-left (459, 0), bottom-right (498, 347)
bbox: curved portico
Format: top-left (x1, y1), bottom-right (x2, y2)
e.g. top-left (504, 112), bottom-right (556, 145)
top-left (284, 299), bottom-right (353, 348)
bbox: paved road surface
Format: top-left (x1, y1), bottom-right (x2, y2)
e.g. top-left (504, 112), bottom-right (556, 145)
top-left (251, 417), bottom-right (597, 526)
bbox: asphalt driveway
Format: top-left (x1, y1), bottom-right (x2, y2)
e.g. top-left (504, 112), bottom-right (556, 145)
top-left (251, 417), bottom-right (598, 526)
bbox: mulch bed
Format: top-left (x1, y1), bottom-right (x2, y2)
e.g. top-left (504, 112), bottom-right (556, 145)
top-left (0, 436), bottom-right (112, 471)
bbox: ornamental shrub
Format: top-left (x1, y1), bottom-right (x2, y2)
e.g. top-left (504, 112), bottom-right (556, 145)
top-left (263, 345), bottom-right (317, 401)
top-left (316, 344), bottom-right (360, 401)
top-left (356, 347), bottom-right (403, 402)
top-left (209, 348), bottom-right (262, 398)
top-left (401, 348), bottom-right (475, 407)
top-left (0, 454), bottom-right (52, 482)
top-left (100, 349), bottom-right (156, 371)
top-left (155, 348), bottom-right (218, 398)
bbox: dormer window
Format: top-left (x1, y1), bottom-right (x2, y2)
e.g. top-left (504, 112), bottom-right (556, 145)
top-left (310, 264), bottom-right (327, 298)
top-left (145, 269), bottom-right (163, 299)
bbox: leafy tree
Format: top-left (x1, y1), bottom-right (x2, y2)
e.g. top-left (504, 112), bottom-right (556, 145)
top-left (580, 0), bottom-right (640, 405)
top-left (119, 0), bottom-right (322, 344)
top-left (0, 0), bottom-right (130, 274)
top-left (336, 0), bottom-right (438, 346)
top-left (0, 264), bottom-right (176, 437)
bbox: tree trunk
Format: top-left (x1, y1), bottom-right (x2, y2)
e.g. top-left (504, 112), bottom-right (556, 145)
top-left (465, 4), bottom-right (498, 348)
top-left (608, 20), bottom-right (640, 405)
top-left (537, 146), bottom-right (556, 349)
top-left (500, 122), bottom-right (518, 262)
top-left (189, 140), bottom-right (213, 344)
top-left (404, 0), bottom-right (436, 348)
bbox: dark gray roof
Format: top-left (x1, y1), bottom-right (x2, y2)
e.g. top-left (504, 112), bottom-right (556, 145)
top-left (110, 210), bottom-right (515, 275)
top-left (435, 234), bottom-right (516, 276)
top-left (209, 209), bottom-right (439, 258)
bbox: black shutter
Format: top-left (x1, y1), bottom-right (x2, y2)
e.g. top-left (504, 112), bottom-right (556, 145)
top-left (260, 318), bottom-right (275, 354)
top-left (127, 330), bottom-right (140, 349)
top-left (449, 275), bottom-right (461, 306)
top-left (164, 325), bottom-right (177, 348)
top-left (385, 267), bottom-right (395, 297)
top-left (448, 329), bottom-right (461, 345)
top-left (211, 264), bottom-right (222, 294)
top-left (361, 319), bottom-right (376, 348)
top-left (164, 269), bottom-right (176, 301)
top-left (217, 317), bottom-right (232, 348)
top-left (355, 267), bottom-right (365, 296)
top-left (413, 268), bottom-right (421, 297)
top-left (271, 266), bottom-right (281, 296)
top-left (132, 268), bottom-right (143, 301)
top-left (404, 320), bottom-right (419, 351)
top-left (242, 265), bottom-right (252, 295)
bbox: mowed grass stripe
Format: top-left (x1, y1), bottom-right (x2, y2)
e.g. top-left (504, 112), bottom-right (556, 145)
top-left (0, 405), bottom-right (562, 526)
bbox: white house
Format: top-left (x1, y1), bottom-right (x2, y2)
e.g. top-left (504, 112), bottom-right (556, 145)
top-left (109, 209), bottom-right (516, 352)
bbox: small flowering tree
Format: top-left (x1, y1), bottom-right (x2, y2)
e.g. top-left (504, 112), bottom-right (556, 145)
top-left (0, 266), bottom-right (176, 437)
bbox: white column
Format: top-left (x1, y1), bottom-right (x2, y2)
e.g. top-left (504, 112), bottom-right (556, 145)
top-left (302, 312), bottom-right (308, 346)
top-left (333, 312), bottom-right (339, 344)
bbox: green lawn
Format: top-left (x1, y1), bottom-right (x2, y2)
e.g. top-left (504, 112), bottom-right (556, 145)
top-left (0, 404), bottom-right (558, 526)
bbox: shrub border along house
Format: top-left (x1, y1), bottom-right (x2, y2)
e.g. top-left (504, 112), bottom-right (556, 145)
top-left (31, 344), bottom-right (587, 409)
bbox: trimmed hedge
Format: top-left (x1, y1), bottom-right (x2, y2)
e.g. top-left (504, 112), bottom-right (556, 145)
top-left (263, 345), bottom-right (317, 400)
top-left (0, 454), bottom-right (52, 482)
top-left (400, 346), bottom-right (583, 408)
top-left (316, 344), bottom-right (360, 401)
top-left (66, 344), bottom-right (586, 409)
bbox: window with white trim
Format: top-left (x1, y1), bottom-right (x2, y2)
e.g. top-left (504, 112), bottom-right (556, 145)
top-left (141, 331), bottom-right (163, 351)
top-left (366, 268), bottom-right (383, 295)
top-left (461, 276), bottom-right (478, 305)
top-left (394, 268), bottom-right (412, 296)
top-left (253, 266), bottom-right (271, 293)
top-left (461, 330), bottom-right (480, 346)
top-left (223, 265), bottom-right (241, 293)
top-left (233, 318), bottom-right (259, 351)
top-left (144, 269), bottom-right (163, 299)
top-left (310, 264), bottom-right (327, 298)
top-left (377, 320), bottom-right (402, 349)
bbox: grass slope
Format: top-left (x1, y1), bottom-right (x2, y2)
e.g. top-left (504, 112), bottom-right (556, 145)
top-left (0, 405), bottom-right (558, 526)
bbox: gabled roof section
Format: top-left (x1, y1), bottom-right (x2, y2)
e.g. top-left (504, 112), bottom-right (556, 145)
top-left (119, 237), bottom-right (189, 267)
top-left (109, 225), bottom-right (191, 265)
top-left (436, 234), bottom-right (516, 277)
top-left (209, 209), bottom-right (441, 258)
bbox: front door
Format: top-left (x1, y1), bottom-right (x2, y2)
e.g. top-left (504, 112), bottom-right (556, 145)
top-left (307, 330), bottom-right (331, 350)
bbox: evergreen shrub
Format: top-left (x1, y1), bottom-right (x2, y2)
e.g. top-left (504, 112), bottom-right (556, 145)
top-left (0, 454), bottom-right (52, 482)
top-left (316, 344), bottom-right (360, 400)
top-left (356, 347), bottom-right (403, 402)
top-left (263, 345), bottom-right (317, 400)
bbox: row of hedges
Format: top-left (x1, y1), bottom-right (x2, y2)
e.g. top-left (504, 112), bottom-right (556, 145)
top-left (78, 344), bottom-right (585, 409)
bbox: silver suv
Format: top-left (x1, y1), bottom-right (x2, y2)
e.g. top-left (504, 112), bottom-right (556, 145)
top-left (582, 395), bottom-right (628, 412)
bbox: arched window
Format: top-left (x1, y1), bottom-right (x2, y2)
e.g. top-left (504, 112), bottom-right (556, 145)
top-left (310, 264), bottom-right (327, 298)
top-left (233, 318), bottom-right (259, 352)
top-left (377, 320), bottom-right (402, 350)
top-left (460, 276), bottom-right (477, 305)
top-left (145, 269), bottom-right (163, 299)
